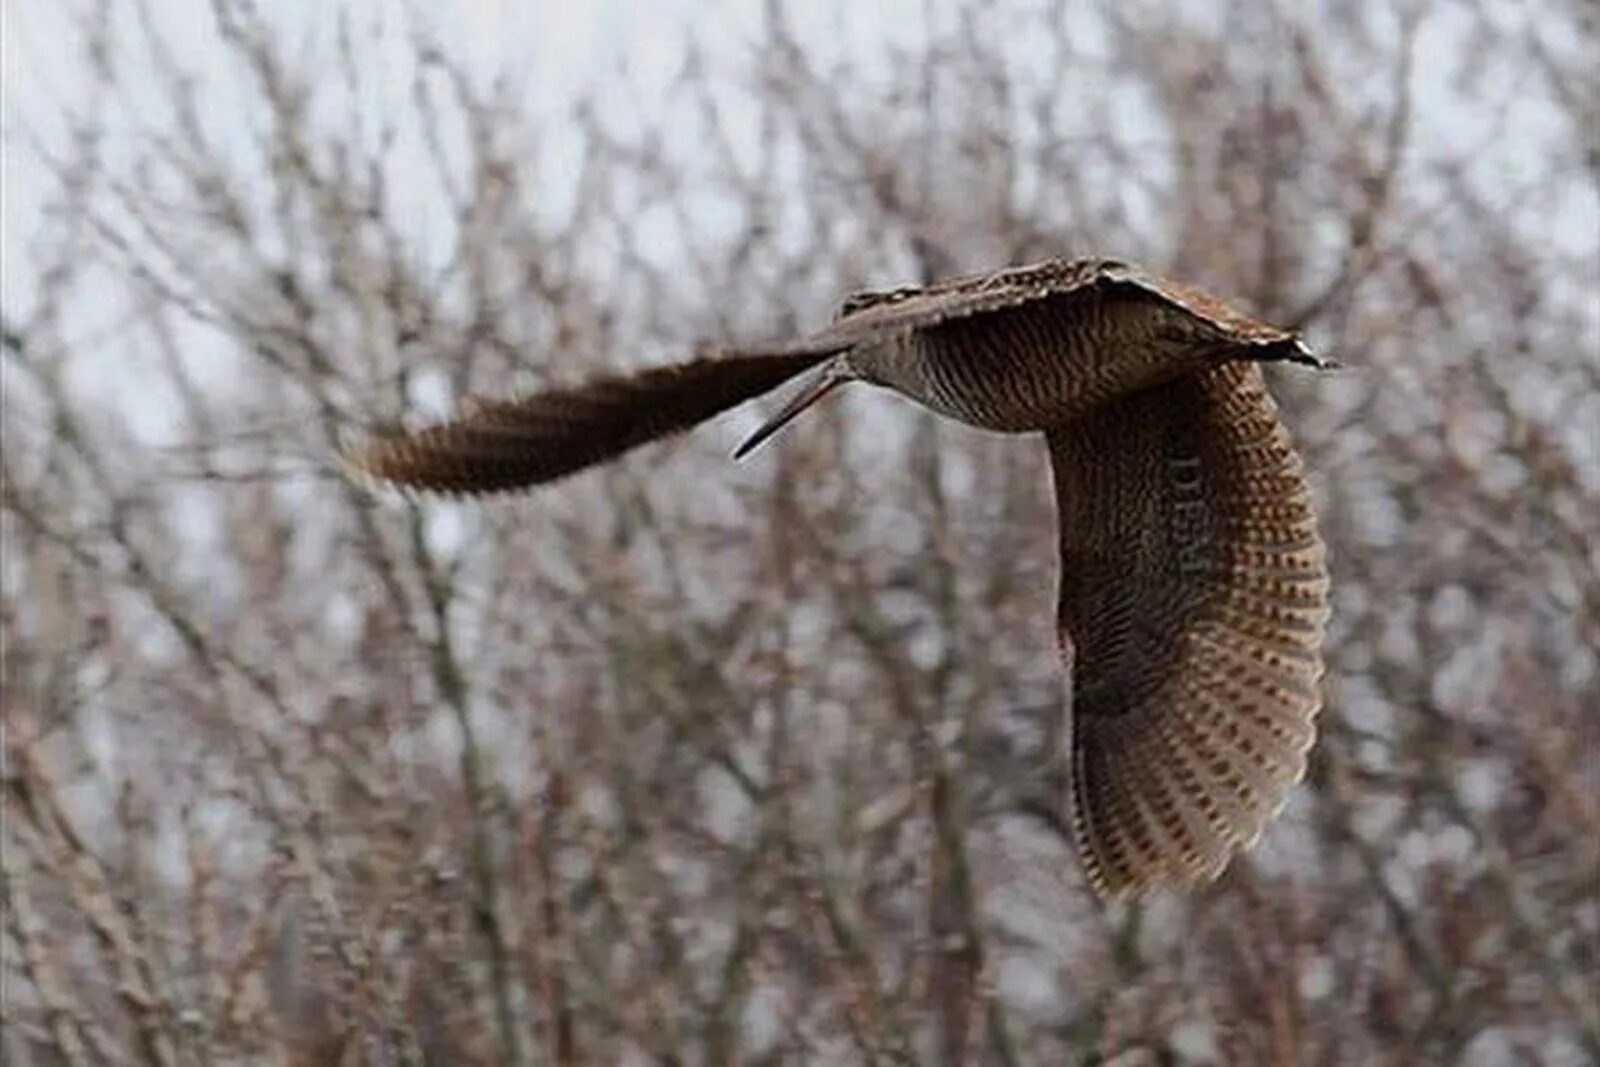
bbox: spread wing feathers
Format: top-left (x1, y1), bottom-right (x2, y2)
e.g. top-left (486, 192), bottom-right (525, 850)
top-left (831, 257), bottom-right (1298, 349)
top-left (1047, 362), bottom-right (1329, 898)
top-left (340, 344), bottom-right (840, 496)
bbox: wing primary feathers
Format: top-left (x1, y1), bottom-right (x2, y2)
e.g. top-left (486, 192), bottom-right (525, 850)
top-left (1048, 363), bottom-right (1329, 898)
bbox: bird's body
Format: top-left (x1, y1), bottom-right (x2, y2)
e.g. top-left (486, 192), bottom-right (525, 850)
top-left (843, 271), bottom-right (1244, 431)
top-left (344, 256), bottom-right (1332, 898)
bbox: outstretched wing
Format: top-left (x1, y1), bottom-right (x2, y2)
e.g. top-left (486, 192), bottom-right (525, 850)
top-left (1047, 362), bottom-right (1329, 898)
top-left (830, 257), bottom-right (1303, 350)
top-left (340, 343), bottom-right (839, 496)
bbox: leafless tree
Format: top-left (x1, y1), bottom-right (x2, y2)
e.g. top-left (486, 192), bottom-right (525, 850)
top-left (3, 1), bottom-right (1595, 1064)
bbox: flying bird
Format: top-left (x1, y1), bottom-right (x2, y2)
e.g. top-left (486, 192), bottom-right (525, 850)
top-left (342, 257), bottom-right (1333, 898)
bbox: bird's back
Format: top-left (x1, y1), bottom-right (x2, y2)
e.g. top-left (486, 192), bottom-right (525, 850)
top-left (834, 260), bottom-right (1275, 433)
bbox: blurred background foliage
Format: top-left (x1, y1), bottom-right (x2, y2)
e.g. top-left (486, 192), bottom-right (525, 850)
top-left (2, 1), bottom-right (1596, 1063)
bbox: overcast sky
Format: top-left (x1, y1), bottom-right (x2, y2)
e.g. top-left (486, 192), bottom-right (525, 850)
top-left (4, 1), bottom-right (1592, 340)
top-left (2, 1), bottom-right (966, 313)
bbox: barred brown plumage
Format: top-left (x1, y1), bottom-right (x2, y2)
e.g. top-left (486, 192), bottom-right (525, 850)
top-left (341, 255), bottom-right (1334, 898)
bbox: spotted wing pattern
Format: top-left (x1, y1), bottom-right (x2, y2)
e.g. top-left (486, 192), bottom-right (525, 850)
top-left (1047, 362), bottom-right (1329, 898)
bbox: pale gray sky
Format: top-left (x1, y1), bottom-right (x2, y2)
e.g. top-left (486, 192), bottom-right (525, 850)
top-left (1, 0), bottom-right (971, 328)
top-left (3, 0), bottom-right (1592, 368)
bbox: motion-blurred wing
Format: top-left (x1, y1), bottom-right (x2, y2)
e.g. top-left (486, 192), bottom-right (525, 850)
top-left (341, 344), bottom-right (839, 495)
top-left (1047, 362), bottom-right (1329, 898)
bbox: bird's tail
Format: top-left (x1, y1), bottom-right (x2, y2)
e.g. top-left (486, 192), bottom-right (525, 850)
top-left (340, 341), bottom-right (845, 496)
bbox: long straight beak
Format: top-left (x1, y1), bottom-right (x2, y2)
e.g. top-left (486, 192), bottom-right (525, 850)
top-left (733, 363), bottom-right (849, 459)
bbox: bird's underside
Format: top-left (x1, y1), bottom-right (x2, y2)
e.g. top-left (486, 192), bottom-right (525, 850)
top-left (342, 256), bottom-right (1332, 899)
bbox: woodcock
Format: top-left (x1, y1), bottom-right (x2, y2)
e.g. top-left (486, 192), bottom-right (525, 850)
top-left (343, 257), bottom-right (1334, 898)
